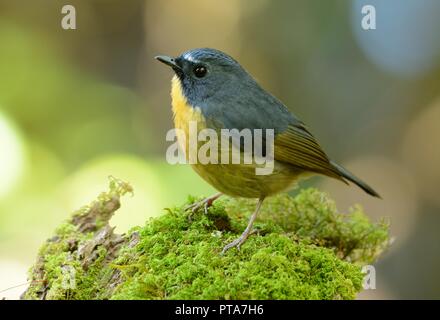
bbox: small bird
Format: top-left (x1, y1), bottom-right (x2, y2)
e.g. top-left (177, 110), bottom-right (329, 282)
top-left (156, 48), bottom-right (380, 254)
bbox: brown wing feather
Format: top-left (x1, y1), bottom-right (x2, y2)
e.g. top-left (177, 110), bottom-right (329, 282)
top-left (274, 124), bottom-right (346, 182)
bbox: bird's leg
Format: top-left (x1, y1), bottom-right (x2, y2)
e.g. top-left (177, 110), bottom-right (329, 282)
top-left (221, 198), bottom-right (265, 254)
top-left (185, 192), bottom-right (223, 214)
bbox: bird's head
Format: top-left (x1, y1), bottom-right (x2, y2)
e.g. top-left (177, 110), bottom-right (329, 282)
top-left (155, 48), bottom-right (251, 106)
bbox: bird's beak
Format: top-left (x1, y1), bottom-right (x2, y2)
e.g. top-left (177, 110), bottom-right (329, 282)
top-left (155, 55), bottom-right (181, 70)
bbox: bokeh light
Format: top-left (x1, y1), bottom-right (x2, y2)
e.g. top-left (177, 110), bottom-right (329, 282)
top-left (402, 97), bottom-right (440, 206)
top-left (0, 111), bottom-right (26, 199)
top-left (352, 0), bottom-right (440, 77)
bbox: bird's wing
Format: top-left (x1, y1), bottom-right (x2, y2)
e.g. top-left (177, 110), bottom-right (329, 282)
top-left (201, 82), bottom-right (343, 180)
top-left (273, 123), bottom-right (343, 180)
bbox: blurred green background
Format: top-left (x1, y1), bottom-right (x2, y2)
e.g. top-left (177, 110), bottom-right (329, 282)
top-left (1, 0), bottom-right (440, 299)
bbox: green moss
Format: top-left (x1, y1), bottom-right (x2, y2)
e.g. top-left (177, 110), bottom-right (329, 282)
top-left (23, 177), bottom-right (131, 300)
top-left (23, 179), bottom-right (390, 300)
top-left (225, 190), bottom-right (389, 265)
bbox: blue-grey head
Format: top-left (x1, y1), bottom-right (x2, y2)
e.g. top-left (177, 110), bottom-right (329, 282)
top-left (155, 48), bottom-right (256, 107)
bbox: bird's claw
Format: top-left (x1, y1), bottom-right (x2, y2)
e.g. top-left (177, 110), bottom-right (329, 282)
top-left (185, 199), bottom-right (211, 214)
top-left (221, 228), bottom-right (261, 255)
top-left (185, 193), bottom-right (222, 216)
top-left (221, 236), bottom-right (246, 255)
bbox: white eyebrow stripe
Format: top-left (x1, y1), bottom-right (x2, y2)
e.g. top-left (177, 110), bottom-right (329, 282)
top-left (183, 52), bottom-right (197, 63)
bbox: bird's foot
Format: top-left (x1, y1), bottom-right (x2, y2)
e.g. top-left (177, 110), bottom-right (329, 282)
top-left (185, 193), bottom-right (222, 215)
top-left (221, 229), bottom-right (256, 255)
top-left (221, 198), bottom-right (265, 255)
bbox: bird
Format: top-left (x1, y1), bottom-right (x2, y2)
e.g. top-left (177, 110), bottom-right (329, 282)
top-left (155, 48), bottom-right (380, 254)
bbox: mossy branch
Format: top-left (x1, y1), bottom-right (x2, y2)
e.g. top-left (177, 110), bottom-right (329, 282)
top-left (22, 177), bottom-right (390, 300)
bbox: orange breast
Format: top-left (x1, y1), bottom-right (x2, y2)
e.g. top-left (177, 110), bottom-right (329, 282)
top-left (170, 75), bottom-right (206, 156)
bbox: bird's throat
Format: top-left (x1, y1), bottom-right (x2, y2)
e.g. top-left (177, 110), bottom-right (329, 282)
top-left (170, 75), bottom-right (206, 156)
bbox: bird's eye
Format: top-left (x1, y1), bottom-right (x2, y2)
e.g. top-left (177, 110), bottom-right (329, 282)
top-left (193, 65), bottom-right (207, 78)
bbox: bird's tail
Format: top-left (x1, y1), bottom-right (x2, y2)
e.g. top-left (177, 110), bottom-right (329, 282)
top-left (330, 161), bottom-right (381, 198)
